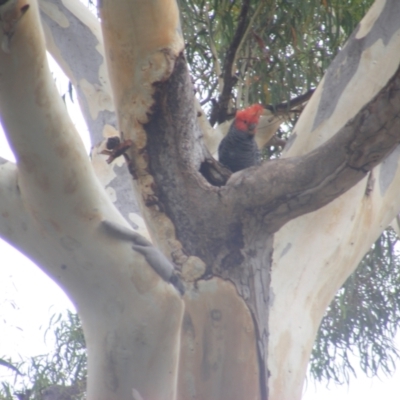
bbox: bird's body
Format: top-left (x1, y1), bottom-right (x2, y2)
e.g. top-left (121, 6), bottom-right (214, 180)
top-left (218, 104), bottom-right (264, 173)
top-left (218, 126), bottom-right (261, 172)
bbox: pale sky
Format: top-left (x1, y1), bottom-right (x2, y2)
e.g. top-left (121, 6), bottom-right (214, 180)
top-left (1, 54), bottom-right (400, 399)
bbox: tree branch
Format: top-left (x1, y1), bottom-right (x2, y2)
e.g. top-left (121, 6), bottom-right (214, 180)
top-left (265, 88), bottom-right (315, 114)
top-left (267, 3), bottom-right (400, 396)
top-left (225, 65), bottom-right (400, 233)
top-left (209, 0), bottom-right (251, 126)
top-left (39, 0), bottom-right (142, 227)
top-left (39, 0), bottom-right (114, 143)
top-left (0, 3), bottom-right (184, 399)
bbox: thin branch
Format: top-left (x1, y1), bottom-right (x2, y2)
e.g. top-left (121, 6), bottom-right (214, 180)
top-left (265, 88), bottom-right (315, 114)
top-left (252, 30), bottom-right (270, 64)
top-left (231, 1), bottom-right (266, 77)
top-left (209, 0), bottom-right (251, 126)
top-left (199, 80), bottom-right (219, 106)
top-left (206, 19), bottom-right (223, 94)
top-left (222, 88), bottom-right (316, 124)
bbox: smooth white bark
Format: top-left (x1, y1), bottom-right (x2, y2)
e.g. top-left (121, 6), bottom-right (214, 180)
top-left (269, 1), bottom-right (400, 398)
top-left (0, 1), bottom-right (183, 399)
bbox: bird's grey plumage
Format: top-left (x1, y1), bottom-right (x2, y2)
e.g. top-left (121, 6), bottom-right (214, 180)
top-left (218, 122), bottom-right (261, 173)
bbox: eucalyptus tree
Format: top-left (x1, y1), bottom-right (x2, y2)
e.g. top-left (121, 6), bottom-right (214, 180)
top-left (1, 1), bottom-right (400, 400)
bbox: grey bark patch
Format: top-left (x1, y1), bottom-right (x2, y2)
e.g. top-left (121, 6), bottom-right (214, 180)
top-left (112, 162), bottom-right (140, 214)
top-left (269, 288), bottom-right (275, 307)
top-left (210, 309), bottom-right (222, 321)
top-left (313, 0), bottom-right (400, 131)
top-left (220, 222), bottom-right (245, 270)
top-left (221, 249), bottom-right (245, 271)
top-left (364, 170), bottom-right (375, 196)
top-left (379, 144), bottom-right (400, 195)
top-left (280, 242), bottom-right (292, 258)
top-left (105, 349), bottom-right (119, 392)
top-left (201, 329), bottom-right (214, 380)
top-left (101, 220), bottom-right (184, 294)
top-left (40, 2), bottom-right (138, 224)
top-left (182, 312), bottom-right (195, 336)
top-left (41, 2), bottom-right (118, 142)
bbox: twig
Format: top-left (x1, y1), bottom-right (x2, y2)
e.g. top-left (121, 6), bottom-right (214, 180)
top-left (231, 1), bottom-right (266, 75)
top-left (223, 88), bottom-right (315, 124)
top-left (265, 88), bottom-right (315, 113)
top-left (209, 0), bottom-right (251, 126)
top-left (206, 19), bottom-right (223, 94)
top-left (252, 30), bottom-right (270, 64)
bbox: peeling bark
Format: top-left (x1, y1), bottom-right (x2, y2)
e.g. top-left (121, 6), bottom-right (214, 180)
top-left (38, 0), bottom-right (141, 227)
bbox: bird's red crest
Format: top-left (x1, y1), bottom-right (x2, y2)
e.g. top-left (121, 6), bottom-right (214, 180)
top-left (234, 104), bottom-right (264, 132)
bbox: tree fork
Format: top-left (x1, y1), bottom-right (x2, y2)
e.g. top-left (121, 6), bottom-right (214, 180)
top-left (1, 0), bottom-right (397, 399)
top-left (140, 50), bottom-right (400, 265)
top-left (135, 10), bottom-right (400, 397)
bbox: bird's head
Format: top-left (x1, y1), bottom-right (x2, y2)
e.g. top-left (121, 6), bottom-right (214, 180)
top-left (234, 104), bottom-right (264, 134)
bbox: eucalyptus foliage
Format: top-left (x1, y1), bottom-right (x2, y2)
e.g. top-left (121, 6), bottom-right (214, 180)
top-left (311, 229), bottom-right (400, 384)
top-left (0, 311), bottom-right (86, 400)
top-left (179, 0), bottom-right (373, 123)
